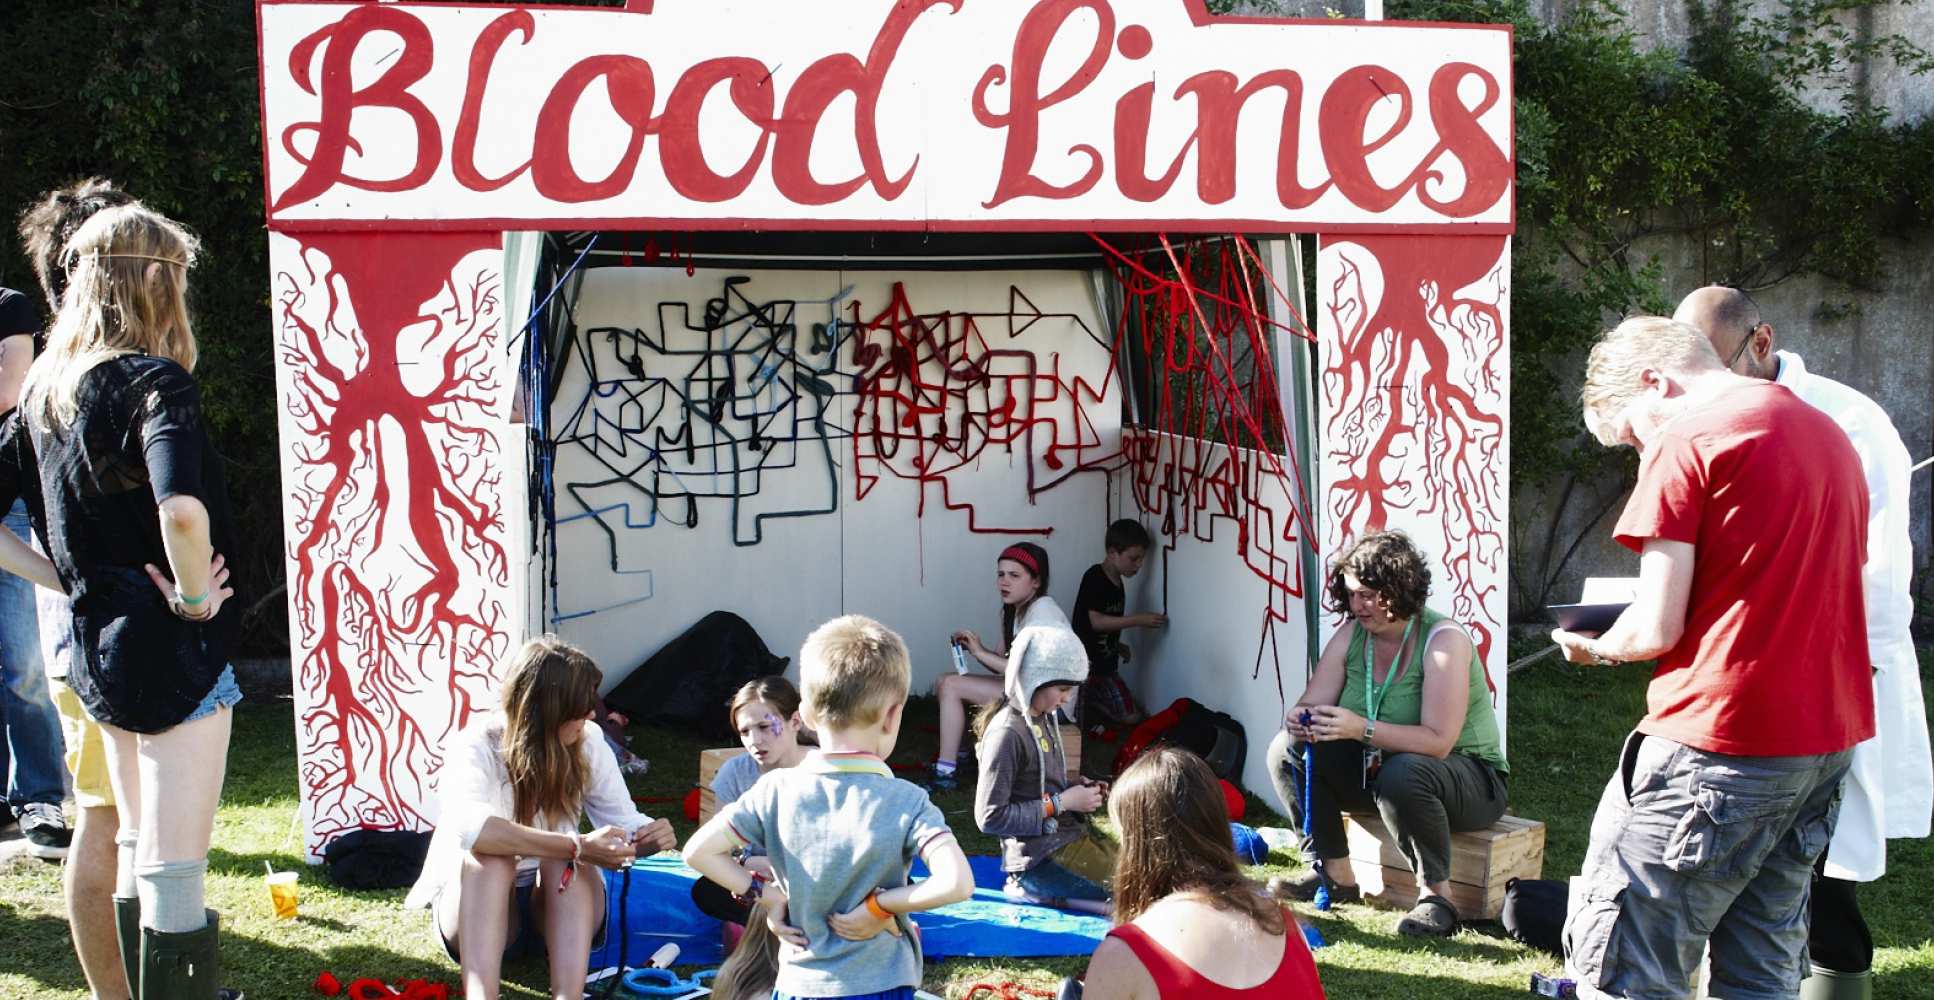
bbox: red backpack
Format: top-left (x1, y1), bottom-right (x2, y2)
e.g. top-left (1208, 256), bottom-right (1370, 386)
top-left (1113, 697), bottom-right (1248, 785)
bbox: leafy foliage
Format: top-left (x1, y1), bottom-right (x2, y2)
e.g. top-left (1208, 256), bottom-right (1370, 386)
top-left (0, 1), bottom-right (284, 650)
top-left (1389, 0), bottom-right (1930, 614)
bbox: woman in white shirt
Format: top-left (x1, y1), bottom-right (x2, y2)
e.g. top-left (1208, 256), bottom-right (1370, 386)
top-left (929, 542), bottom-right (1069, 791)
top-left (404, 637), bottom-right (677, 1000)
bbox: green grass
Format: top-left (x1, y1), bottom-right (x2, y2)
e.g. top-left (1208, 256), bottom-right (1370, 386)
top-left (4, 649), bottom-right (1932, 999)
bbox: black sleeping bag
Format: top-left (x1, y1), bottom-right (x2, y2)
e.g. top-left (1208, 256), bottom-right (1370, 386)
top-left (603, 610), bottom-right (789, 741)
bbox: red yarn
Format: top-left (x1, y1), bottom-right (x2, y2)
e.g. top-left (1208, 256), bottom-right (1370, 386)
top-left (1221, 779), bottom-right (1246, 822)
top-left (335, 977), bottom-right (453, 1000)
top-left (312, 970), bottom-right (341, 996)
top-left (963, 982), bottom-right (1058, 999)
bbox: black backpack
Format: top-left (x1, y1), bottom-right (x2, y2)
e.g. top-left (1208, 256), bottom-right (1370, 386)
top-left (604, 610), bottom-right (789, 741)
top-left (322, 828), bottom-right (433, 890)
top-left (1501, 877), bottom-right (1568, 957)
top-left (1163, 701), bottom-right (1248, 783)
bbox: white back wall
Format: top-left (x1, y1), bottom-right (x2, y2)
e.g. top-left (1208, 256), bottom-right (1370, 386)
top-left (1120, 429), bottom-right (1312, 806)
top-left (548, 266), bottom-right (1118, 690)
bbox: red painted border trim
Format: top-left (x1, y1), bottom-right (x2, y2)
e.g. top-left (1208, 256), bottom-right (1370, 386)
top-left (254, 0), bottom-right (1517, 235)
top-left (263, 215), bottom-right (1515, 235)
top-left (256, 0), bottom-right (1514, 33)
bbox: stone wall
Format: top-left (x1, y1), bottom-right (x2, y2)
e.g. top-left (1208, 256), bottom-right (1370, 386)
top-left (1516, 229), bottom-right (1934, 615)
top-left (1511, 2), bottom-right (1934, 615)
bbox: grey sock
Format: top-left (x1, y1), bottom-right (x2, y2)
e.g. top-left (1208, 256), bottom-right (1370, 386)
top-left (133, 858), bottom-right (208, 933)
top-left (115, 829), bottom-right (139, 898)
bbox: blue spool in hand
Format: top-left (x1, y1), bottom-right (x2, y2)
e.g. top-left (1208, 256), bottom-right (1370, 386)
top-left (1298, 710), bottom-right (1331, 912)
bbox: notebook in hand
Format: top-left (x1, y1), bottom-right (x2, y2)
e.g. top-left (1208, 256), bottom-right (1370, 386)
top-left (1546, 602), bottom-right (1630, 634)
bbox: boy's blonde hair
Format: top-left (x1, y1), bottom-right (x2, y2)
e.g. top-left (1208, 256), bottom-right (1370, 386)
top-left (799, 615), bottom-right (910, 731)
top-left (1579, 316), bottom-right (1720, 445)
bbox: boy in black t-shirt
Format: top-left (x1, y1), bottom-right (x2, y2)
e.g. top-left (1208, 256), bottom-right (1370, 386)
top-left (1072, 519), bottom-right (1167, 731)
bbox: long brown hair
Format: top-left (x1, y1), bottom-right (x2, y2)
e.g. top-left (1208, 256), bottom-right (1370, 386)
top-left (708, 902), bottom-right (780, 1000)
top-left (498, 636), bottom-right (602, 828)
top-left (25, 203), bottom-right (200, 428)
top-left (1108, 746), bottom-right (1286, 935)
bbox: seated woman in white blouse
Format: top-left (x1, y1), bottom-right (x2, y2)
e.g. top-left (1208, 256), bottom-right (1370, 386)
top-left (405, 637), bottom-right (678, 1000)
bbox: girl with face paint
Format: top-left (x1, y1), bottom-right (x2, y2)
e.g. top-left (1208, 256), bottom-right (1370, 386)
top-left (690, 677), bottom-right (811, 938)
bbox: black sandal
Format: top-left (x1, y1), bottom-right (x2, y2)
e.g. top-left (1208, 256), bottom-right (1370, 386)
top-left (1397, 894), bottom-right (1460, 938)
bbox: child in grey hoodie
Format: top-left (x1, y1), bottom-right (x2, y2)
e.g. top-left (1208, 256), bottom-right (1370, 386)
top-left (972, 625), bottom-right (1118, 915)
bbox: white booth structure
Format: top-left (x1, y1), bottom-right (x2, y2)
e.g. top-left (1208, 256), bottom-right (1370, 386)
top-left (255, 0), bottom-right (1512, 858)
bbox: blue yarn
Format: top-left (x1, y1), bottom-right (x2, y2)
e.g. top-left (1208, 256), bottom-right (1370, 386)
top-left (1299, 722), bottom-right (1332, 912)
top-left (1230, 822), bottom-right (1269, 865)
top-left (620, 966), bottom-right (717, 996)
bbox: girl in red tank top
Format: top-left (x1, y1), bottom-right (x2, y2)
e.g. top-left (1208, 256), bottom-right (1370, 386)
top-left (1082, 746), bottom-right (1328, 999)
top-left (1107, 905), bottom-right (1323, 997)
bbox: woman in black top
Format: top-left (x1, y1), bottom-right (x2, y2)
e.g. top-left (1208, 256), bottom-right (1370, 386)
top-left (0, 203), bottom-right (238, 999)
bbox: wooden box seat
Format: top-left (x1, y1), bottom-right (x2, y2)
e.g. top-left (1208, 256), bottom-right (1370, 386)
top-left (1341, 812), bottom-right (1545, 921)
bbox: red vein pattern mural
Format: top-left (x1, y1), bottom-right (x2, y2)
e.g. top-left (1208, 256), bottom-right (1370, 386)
top-left (271, 231), bottom-right (515, 858)
top-left (1317, 235), bottom-right (1510, 697)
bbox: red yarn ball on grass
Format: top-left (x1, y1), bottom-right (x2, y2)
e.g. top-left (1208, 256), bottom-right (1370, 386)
top-left (1220, 779), bottom-right (1246, 822)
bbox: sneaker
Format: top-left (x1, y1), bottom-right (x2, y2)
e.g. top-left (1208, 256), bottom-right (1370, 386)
top-left (1003, 875), bottom-right (1066, 910)
top-left (17, 802), bottom-right (71, 860)
top-left (1267, 868), bottom-right (1361, 905)
top-left (923, 763), bottom-right (959, 793)
top-left (618, 754), bottom-right (651, 777)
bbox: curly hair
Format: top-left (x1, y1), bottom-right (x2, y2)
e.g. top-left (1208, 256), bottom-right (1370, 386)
top-left (1324, 530), bottom-right (1431, 622)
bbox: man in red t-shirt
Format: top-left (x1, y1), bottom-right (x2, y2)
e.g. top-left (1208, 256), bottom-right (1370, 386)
top-left (1549, 316), bottom-right (1872, 1000)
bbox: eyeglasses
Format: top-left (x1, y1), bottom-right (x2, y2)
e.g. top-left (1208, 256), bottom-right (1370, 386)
top-left (1725, 323), bottom-right (1762, 370)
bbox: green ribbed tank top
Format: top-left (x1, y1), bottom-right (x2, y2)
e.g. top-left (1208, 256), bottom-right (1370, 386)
top-left (1338, 607), bottom-right (1507, 773)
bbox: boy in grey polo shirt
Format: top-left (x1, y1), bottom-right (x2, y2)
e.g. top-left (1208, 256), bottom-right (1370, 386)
top-left (685, 615), bottom-right (974, 999)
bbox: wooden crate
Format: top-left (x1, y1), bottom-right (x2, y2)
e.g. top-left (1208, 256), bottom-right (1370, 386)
top-left (1342, 812), bottom-right (1545, 920)
top-left (1060, 724), bottom-right (1081, 781)
top-left (697, 747), bottom-right (748, 825)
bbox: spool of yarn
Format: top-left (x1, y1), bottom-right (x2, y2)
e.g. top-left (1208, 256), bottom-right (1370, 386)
top-left (1230, 823), bottom-right (1269, 865)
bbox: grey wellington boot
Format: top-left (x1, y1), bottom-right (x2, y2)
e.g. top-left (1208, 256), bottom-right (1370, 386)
top-left (114, 895), bottom-right (141, 998)
top-left (1799, 965), bottom-right (1872, 1000)
top-left (137, 909), bottom-right (240, 1000)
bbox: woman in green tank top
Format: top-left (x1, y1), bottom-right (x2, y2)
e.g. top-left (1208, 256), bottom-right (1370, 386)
top-left (1264, 531), bottom-right (1508, 939)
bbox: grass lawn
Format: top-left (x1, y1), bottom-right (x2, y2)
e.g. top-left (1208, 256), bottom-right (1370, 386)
top-left (4, 647), bottom-right (1931, 999)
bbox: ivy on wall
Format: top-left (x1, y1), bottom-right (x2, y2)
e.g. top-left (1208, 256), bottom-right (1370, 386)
top-left (0, 2), bottom-right (284, 650)
top-left (1390, 0), bottom-right (1933, 615)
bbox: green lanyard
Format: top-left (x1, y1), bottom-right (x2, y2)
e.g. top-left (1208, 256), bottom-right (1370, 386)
top-left (1359, 616), bottom-right (1417, 724)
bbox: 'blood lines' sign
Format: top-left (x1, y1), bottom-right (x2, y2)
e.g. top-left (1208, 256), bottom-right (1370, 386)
top-left (258, 0), bottom-right (1513, 232)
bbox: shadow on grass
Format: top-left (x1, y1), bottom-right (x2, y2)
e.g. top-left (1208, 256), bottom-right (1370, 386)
top-left (1302, 911), bottom-right (1533, 965)
top-left (207, 845), bottom-right (317, 879)
top-left (0, 896), bottom-right (455, 999)
top-left (0, 902), bottom-right (91, 995)
top-left (1315, 966), bottom-right (1531, 997)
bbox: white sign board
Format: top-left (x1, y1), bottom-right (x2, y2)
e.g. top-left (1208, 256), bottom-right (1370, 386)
top-left (257, 0), bottom-right (1513, 231)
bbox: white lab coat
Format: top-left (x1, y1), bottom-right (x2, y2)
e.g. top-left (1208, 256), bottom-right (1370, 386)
top-left (1777, 351), bottom-right (1933, 881)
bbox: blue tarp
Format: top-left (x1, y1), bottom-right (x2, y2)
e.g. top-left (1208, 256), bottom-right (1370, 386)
top-left (588, 853), bottom-right (1109, 972)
